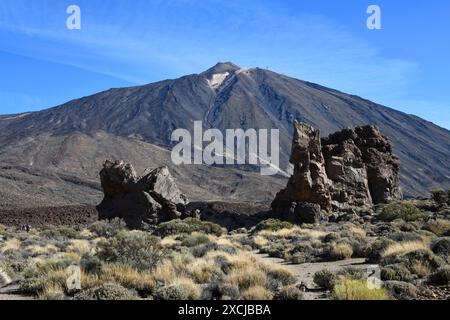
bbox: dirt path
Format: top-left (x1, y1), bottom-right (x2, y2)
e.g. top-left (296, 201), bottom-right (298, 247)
top-left (0, 283), bottom-right (35, 300)
top-left (253, 251), bottom-right (371, 300)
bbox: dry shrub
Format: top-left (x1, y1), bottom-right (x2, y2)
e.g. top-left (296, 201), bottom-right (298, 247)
top-left (25, 244), bottom-right (58, 256)
top-left (170, 277), bottom-right (201, 300)
top-left (259, 227), bottom-right (326, 240)
top-left (227, 267), bottom-right (267, 290)
top-left (160, 236), bottom-right (179, 247)
top-left (1, 239), bottom-right (21, 253)
top-left (381, 241), bottom-right (427, 258)
top-left (423, 219), bottom-right (450, 236)
top-left (332, 279), bottom-right (389, 300)
top-left (152, 261), bottom-right (177, 285)
top-left (329, 243), bottom-right (353, 260)
top-left (242, 285), bottom-right (273, 300)
top-left (262, 264), bottom-right (296, 286)
top-left (67, 240), bottom-right (91, 254)
top-left (278, 285), bottom-right (304, 300)
top-left (253, 236), bottom-right (269, 249)
top-left (410, 261), bottom-right (432, 278)
top-left (81, 271), bottom-right (103, 289)
top-left (37, 283), bottom-right (66, 300)
top-left (78, 229), bottom-right (95, 240)
top-left (101, 263), bottom-right (154, 293)
top-left (186, 259), bottom-right (218, 284)
top-left (343, 224), bottom-right (367, 238)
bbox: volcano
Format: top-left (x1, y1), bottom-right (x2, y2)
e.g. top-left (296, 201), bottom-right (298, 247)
top-left (0, 62), bottom-right (449, 209)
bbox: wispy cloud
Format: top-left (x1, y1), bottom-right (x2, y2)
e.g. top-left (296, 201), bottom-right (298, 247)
top-left (0, 0), bottom-right (418, 91)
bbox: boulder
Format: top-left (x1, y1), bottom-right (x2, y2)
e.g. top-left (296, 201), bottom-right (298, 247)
top-left (271, 122), bottom-right (332, 217)
top-left (294, 202), bottom-right (322, 224)
top-left (138, 166), bottom-right (188, 207)
top-left (97, 160), bottom-right (188, 229)
top-left (272, 121), bottom-right (402, 223)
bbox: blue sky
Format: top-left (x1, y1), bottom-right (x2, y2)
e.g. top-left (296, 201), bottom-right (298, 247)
top-left (0, 0), bottom-right (449, 129)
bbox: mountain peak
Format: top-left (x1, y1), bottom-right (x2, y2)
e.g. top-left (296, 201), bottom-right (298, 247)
top-left (202, 62), bottom-right (240, 76)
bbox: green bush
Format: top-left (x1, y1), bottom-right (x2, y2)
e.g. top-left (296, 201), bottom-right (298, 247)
top-left (180, 234), bottom-right (210, 247)
top-left (367, 238), bottom-right (397, 263)
top-left (381, 264), bottom-right (413, 282)
top-left (388, 232), bottom-right (422, 243)
top-left (323, 232), bottom-right (341, 243)
top-left (289, 253), bottom-right (306, 265)
top-left (201, 282), bottom-right (240, 300)
top-left (154, 218), bottom-right (226, 237)
top-left (153, 284), bottom-right (199, 300)
top-left (96, 230), bottom-right (164, 271)
top-left (338, 267), bottom-right (366, 281)
top-left (431, 237), bottom-right (450, 261)
top-left (40, 226), bottom-right (80, 239)
top-left (80, 253), bottom-right (102, 275)
top-left (428, 266), bottom-right (450, 285)
top-left (384, 281), bottom-right (417, 300)
top-left (191, 242), bottom-right (219, 257)
top-left (378, 203), bottom-right (423, 222)
top-left (74, 283), bottom-right (137, 300)
top-left (382, 250), bottom-right (445, 278)
top-left (89, 218), bottom-right (127, 238)
top-left (313, 270), bottom-right (337, 290)
top-left (253, 219), bottom-right (294, 233)
top-left (431, 189), bottom-right (449, 206)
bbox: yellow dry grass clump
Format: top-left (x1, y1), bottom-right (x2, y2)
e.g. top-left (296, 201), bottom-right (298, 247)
top-left (160, 236), bottom-right (179, 247)
top-left (330, 243), bottom-right (353, 260)
top-left (170, 277), bottom-right (201, 300)
top-left (242, 285), bottom-right (273, 300)
top-left (25, 244), bottom-right (59, 256)
top-left (1, 239), bottom-right (21, 253)
top-left (333, 279), bottom-right (389, 300)
top-left (37, 283), bottom-right (65, 300)
top-left (67, 239), bottom-right (91, 254)
top-left (381, 241), bottom-right (427, 258)
top-left (259, 227), bottom-right (326, 240)
top-left (253, 235), bottom-right (269, 248)
top-left (186, 259), bottom-right (218, 283)
top-left (101, 263), bottom-right (155, 292)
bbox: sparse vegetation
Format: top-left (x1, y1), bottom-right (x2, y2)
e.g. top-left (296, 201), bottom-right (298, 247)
top-left (1, 195), bottom-right (449, 301)
top-left (154, 218), bottom-right (226, 237)
top-left (314, 270), bottom-right (337, 290)
top-left (328, 243), bottom-right (353, 261)
top-left (332, 279), bottom-right (389, 300)
top-left (378, 203), bottom-right (423, 222)
top-left (431, 189), bottom-right (449, 206)
top-left (428, 266), bottom-right (450, 285)
top-left (253, 219), bottom-right (294, 233)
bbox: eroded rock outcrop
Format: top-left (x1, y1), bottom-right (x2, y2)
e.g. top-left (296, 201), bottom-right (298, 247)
top-left (97, 160), bottom-right (188, 229)
top-left (272, 121), bottom-right (402, 222)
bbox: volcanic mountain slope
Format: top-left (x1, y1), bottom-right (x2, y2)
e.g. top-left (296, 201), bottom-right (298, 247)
top-left (0, 62), bottom-right (449, 208)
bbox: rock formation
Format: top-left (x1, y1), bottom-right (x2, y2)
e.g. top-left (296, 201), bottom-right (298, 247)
top-left (97, 160), bottom-right (189, 229)
top-left (272, 121), bottom-right (402, 223)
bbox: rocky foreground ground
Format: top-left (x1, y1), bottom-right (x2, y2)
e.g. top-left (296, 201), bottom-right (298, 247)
top-left (1, 122), bottom-right (448, 300)
top-left (1, 196), bottom-right (449, 300)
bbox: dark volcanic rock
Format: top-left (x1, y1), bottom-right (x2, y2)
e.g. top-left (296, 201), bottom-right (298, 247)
top-left (272, 122), bottom-right (402, 221)
top-left (322, 125), bottom-right (402, 204)
top-left (271, 122), bottom-right (332, 215)
top-left (97, 160), bottom-right (188, 229)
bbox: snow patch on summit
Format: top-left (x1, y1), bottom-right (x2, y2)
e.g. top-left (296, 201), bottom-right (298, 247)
top-left (207, 72), bottom-right (229, 89)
